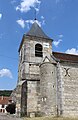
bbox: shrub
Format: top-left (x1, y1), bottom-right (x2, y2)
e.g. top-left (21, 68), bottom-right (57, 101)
top-left (6, 102), bottom-right (16, 114)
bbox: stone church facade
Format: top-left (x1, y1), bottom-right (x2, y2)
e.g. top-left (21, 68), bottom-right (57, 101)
top-left (14, 21), bottom-right (78, 117)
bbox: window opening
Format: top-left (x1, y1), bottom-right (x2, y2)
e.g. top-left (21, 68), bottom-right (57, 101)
top-left (35, 44), bottom-right (43, 57)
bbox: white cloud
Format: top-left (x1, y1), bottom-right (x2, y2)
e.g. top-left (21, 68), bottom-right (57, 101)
top-left (53, 34), bottom-right (63, 47)
top-left (26, 19), bottom-right (34, 24)
top-left (17, 16), bottom-right (45, 29)
top-left (25, 16), bottom-right (45, 29)
top-left (25, 19), bottom-right (34, 29)
top-left (41, 16), bottom-right (45, 25)
top-left (0, 69), bottom-right (13, 79)
top-left (53, 39), bottom-right (62, 47)
top-left (11, 0), bottom-right (16, 4)
top-left (25, 19), bottom-right (41, 29)
top-left (58, 34), bottom-right (63, 38)
top-left (16, 19), bottom-right (25, 28)
top-left (65, 48), bottom-right (78, 55)
top-left (41, 16), bottom-right (44, 20)
top-left (16, 0), bottom-right (41, 13)
top-left (0, 13), bottom-right (2, 20)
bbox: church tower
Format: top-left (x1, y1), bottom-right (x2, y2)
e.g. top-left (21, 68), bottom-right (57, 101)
top-left (12, 16), bottom-right (78, 118)
top-left (16, 20), bottom-right (53, 117)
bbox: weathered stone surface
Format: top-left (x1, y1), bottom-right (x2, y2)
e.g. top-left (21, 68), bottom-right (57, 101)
top-left (40, 62), bottom-right (57, 116)
top-left (59, 62), bottom-right (78, 116)
top-left (15, 33), bottom-right (52, 117)
top-left (13, 22), bottom-right (78, 118)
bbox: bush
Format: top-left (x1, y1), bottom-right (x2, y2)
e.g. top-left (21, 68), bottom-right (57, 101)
top-left (6, 103), bottom-right (16, 114)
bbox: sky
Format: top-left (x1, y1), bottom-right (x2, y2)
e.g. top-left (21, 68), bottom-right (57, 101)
top-left (0, 0), bottom-right (78, 90)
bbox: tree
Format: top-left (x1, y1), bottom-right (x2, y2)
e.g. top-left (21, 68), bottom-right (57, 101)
top-left (6, 102), bottom-right (16, 114)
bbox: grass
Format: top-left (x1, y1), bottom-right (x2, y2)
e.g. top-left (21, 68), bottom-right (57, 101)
top-left (23, 116), bottom-right (78, 120)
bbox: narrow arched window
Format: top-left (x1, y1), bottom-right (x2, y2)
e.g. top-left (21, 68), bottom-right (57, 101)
top-left (35, 44), bottom-right (43, 57)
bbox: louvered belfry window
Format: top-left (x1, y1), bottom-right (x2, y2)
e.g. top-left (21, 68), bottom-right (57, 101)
top-left (35, 44), bottom-right (43, 57)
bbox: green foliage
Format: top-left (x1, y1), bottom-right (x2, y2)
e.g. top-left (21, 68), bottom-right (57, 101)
top-left (0, 90), bottom-right (12, 96)
top-left (6, 103), bottom-right (16, 114)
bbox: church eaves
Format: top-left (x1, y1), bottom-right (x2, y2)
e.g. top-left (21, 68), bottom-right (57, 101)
top-left (26, 21), bottom-right (51, 39)
top-left (53, 51), bottom-right (78, 63)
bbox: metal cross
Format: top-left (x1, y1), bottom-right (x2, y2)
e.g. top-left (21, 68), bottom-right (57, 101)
top-left (64, 68), bottom-right (70, 77)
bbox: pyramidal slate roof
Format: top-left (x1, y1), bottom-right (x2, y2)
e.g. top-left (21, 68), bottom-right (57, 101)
top-left (19, 21), bottom-right (52, 52)
top-left (26, 21), bottom-right (50, 39)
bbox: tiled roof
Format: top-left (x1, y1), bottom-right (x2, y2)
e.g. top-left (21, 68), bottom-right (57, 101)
top-left (0, 96), bottom-right (12, 105)
top-left (53, 51), bottom-right (78, 63)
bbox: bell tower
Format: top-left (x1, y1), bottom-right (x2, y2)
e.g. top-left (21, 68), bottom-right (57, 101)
top-left (18, 20), bottom-right (53, 82)
top-left (16, 20), bottom-right (53, 117)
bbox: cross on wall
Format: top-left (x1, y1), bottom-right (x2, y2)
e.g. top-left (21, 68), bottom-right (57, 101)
top-left (64, 68), bottom-right (70, 77)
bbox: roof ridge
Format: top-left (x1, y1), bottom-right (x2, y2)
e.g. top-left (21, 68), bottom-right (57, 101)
top-left (53, 51), bottom-right (78, 63)
top-left (53, 51), bottom-right (78, 57)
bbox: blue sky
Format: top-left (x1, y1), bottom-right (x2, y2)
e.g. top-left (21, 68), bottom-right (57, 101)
top-left (0, 0), bottom-right (78, 90)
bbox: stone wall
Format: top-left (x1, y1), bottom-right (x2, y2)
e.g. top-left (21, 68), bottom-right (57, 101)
top-left (18, 35), bottom-right (52, 81)
top-left (27, 80), bottom-right (40, 117)
top-left (60, 62), bottom-right (78, 117)
top-left (15, 85), bottom-right (22, 117)
top-left (19, 35), bottom-right (52, 63)
top-left (56, 62), bottom-right (64, 116)
top-left (40, 62), bottom-right (57, 116)
top-left (16, 34), bottom-right (53, 117)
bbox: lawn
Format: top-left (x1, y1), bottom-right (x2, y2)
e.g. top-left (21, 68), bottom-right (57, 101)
top-left (24, 116), bottom-right (78, 120)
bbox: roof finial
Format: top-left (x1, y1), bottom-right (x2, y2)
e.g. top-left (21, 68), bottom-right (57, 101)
top-left (34, 9), bottom-right (37, 20)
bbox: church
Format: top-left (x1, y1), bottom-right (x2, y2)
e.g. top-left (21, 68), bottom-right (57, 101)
top-left (14, 20), bottom-right (78, 117)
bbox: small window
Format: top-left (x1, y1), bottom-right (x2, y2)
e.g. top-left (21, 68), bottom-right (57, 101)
top-left (35, 44), bottom-right (43, 57)
top-left (2, 104), bottom-right (4, 108)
